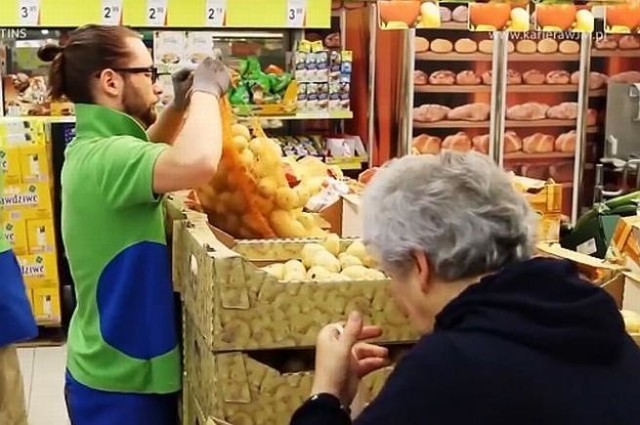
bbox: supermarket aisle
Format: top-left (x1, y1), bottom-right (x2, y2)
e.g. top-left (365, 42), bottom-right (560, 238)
top-left (18, 346), bottom-right (70, 425)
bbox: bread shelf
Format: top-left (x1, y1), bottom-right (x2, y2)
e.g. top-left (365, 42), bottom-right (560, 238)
top-left (439, 22), bottom-right (469, 30)
top-left (504, 152), bottom-right (575, 161)
top-left (414, 85), bottom-right (606, 96)
top-left (508, 53), bottom-right (581, 62)
top-left (592, 50), bottom-right (640, 58)
top-left (415, 52), bottom-right (492, 62)
top-left (505, 120), bottom-right (598, 132)
top-left (413, 120), bottom-right (489, 129)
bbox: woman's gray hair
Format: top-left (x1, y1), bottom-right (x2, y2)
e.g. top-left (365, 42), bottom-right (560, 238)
top-left (362, 152), bottom-right (537, 281)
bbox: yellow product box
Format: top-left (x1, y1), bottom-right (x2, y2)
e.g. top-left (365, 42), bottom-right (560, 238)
top-left (2, 214), bottom-right (28, 256)
top-left (18, 253), bottom-right (60, 289)
top-left (19, 144), bottom-right (51, 183)
top-left (32, 287), bottom-right (61, 324)
top-left (0, 183), bottom-right (53, 220)
top-left (0, 145), bottom-right (22, 184)
top-left (26, 218), bottom-right (56, 254)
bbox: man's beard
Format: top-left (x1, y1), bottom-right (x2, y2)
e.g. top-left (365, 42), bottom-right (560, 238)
top-left (123, 85), bottom-right (157, 129)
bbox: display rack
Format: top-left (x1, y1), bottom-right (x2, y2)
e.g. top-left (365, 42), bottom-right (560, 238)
top-left (396, 2), bottom-right (640, 224)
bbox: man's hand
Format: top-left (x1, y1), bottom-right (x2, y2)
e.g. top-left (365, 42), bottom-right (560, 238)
top-left (311, 312), bottom-right (389, 407)
top-left (171, 68), bottom-right (194, 111)
top-left (191, 51), bottom-right (231, 100)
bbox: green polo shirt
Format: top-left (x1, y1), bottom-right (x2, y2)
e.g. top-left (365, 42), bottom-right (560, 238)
top-left (62, 104), bottom-right (180, 394)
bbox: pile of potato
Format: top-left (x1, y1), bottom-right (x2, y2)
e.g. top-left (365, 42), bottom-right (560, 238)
top-left (621, 310), bottom-right (640, 334)
top-left (197, 116), bottom-right (331, 239)
top-left (261, 235), bottom-right (386, 282)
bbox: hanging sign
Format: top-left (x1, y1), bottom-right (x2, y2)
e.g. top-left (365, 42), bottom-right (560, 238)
top-left (18, 0), bottom-right (40, 26)
top-left (287, 0), bottom-right (307, 27)
top-left (102, 0), bottom-right (123, 25)
top-left (205, 0), bottom-right (226, 27)
top-left (146, 0), bottom-right (168, 26)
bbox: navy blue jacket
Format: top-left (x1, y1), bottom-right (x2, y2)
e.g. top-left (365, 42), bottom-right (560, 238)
top-left (0, 249), bottom-right (38, 347)
top-left (291, 258), bottom-right (640, 425)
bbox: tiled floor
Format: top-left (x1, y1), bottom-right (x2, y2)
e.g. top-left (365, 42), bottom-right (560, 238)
top-left (17, 345), bottom-right (70, 425)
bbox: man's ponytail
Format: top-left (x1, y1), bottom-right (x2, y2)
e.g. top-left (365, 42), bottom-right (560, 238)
top-left (37, 44), bottom-right (65, 101)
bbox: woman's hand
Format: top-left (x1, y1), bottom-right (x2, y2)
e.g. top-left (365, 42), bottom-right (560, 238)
top-left (311, 311), bottom-right (390, 407)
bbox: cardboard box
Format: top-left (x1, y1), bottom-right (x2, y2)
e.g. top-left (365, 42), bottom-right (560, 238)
top-left (0, 145), bottom-right (22, 184)
top-left (2, 214), bottom-right (28, 256)
top-left (174, 219), bottom-right (418, 352)
top-left (26, 218), bottom-right (56, 254)
top-left (512, 176), bottom-right (563, 215)
top-left (183, 313), bottom-right (392, 425)
top-left (18, 253), bottom-right (60, 289)
top-left (32, 287), bottom-right (61, 324)
top-left (19, 143), bottom-right (50, 183)
top-left (607, 216), bottom-right (640, 271)
top-left (0, 182), bottom-right (53, 219)
top-left (536, 242), bottom-right (626, 307)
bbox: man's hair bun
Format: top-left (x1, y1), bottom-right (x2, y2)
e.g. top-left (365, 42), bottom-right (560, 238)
top-left (37, 44), bottom-right (63, 62)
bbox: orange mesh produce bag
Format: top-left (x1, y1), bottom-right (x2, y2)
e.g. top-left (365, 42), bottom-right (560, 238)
top-left (196, 98), bottom-right (325, 239)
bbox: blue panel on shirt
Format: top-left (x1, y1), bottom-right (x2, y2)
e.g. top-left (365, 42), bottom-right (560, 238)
top-left (0, 250), bottom-right (38, 346)
top-left (96, 242), bottom-right (177, 360)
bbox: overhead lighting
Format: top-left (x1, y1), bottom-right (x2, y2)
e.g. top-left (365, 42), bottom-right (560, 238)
top-left (41, 29), bottom-right (49, 35)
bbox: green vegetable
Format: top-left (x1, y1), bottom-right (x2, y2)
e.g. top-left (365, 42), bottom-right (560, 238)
top-left (240, 57), bottom-right (262, 79)
top-left (272, 73), bottom-right (293, 94)
top-left (229, 85), bottom-right (250, 105)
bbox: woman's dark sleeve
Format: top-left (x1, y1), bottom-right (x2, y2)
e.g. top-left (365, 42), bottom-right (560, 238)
top-left (289, 396), bottom-right (352, 425)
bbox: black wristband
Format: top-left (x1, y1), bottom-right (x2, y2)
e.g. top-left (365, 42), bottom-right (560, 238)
top-left (308, 393), bottom-right (351, 415)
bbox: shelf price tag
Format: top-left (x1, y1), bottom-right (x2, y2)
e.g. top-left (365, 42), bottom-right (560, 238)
top-left (146, 0), bottom-right (168, 26)
top-left (18, 0), bottom-right (40, 26)
top-left (205, 0), bottom-right (226, 27)
top-left (287, 0), bottom-right (307, 27)
top-left (102, 0), bottom-right (123, 25)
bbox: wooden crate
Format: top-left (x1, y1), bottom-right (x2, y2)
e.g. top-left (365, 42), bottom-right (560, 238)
top-left (174, 219), bottom-right (418, 351)
top-left (184, 313), bottom-right (392, 425)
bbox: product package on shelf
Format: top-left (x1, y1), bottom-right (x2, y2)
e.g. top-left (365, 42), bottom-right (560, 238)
top-left (0, 118), bottom-right (61, 326)
top-left (294, 40), bottom-right (352, 114)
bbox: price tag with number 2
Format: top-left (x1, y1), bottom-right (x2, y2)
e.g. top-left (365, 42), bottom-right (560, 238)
top-left (147, 0), bottom-right (168, 26)
top-left (206, 0), bottom-right (226, 27)
top-left (287, 0), bottom-right (307, 28)
top-left (18, 0), bottom-right (40, 26)
top-left (102, 0), bottom-right (123, 25)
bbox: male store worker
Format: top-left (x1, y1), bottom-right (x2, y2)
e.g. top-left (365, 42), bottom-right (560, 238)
top-left (0, 167), bottom-right (38, 425)
top-left (37, 24), bottom-right (230, 424)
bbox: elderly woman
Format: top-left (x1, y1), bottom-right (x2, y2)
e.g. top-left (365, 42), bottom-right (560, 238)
top-left (290, 152), bottom-right (640, 425)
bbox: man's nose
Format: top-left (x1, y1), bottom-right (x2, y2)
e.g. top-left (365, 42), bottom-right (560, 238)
top-left (153, 82), bottom-right (164, 96)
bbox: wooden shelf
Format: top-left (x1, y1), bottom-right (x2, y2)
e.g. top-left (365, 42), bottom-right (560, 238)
top-left (592, 49), bottom-right (640, 58)
top-left (504, 152), bottom-right (575, 161)
top-left (414, 119), bottom-right (598, 131)
top-left (415, 52), bottom-right (492, 61)
top-left (414, 84), bottom-right (606, 96)
top-left (508, 53), bottom-right (581, 62)
top-left (413, 120), bottom-right (489, 129)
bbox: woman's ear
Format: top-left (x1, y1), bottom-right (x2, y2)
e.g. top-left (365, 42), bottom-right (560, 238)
top-left (413, 250), bottom-right (431, 294)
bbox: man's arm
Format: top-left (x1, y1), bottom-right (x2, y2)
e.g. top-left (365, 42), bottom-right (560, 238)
top-left (147, 104), bottom-right (185, 145)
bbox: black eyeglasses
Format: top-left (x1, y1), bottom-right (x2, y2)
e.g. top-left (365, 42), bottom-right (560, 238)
top-left (95, 66), bottom-right (159, 83)
top-left (112, 66), bottom-right (159, 83)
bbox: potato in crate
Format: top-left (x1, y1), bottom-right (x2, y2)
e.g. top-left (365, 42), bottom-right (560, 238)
top-left (173, 219), bottom-right (419, 351)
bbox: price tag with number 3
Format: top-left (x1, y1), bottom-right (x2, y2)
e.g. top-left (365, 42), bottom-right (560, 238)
top-left (205, 0), bottom-right (226, 27)
top-left (18, 0), bottom-right (40, 26)
top-left (287, 0), bottom-right (307, 28)
top-left (102, 0), bottom-right (123, 25)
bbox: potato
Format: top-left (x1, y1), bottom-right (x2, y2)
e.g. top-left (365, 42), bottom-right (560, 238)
top-left (233, 135), bottom-right (249, 151)
top-left (321, 233), bottom-right (341, 256)
top-left (341, 265), bottom-right (370, 280)
top-left (275, 187), bottom-right (299, 210)
top-left (238, 148), bottom-right (255, 168)
top-left (338, 252), bottom-right (363, 268)
top-left (307, 266), bottom-right (333, 282)
top-left (310, 251), bottom-right (341, 273)
top-left (262, 263), bottom-right (285, 280)
top-left (365, 269), bottom-right (386, 281)
top-left (302, 243), bottom-right (326, 268)
top-left (231, 123), bottom-right (251, 140)
top-left (345, 240), bottom-right (368, 261)
top-left (283, 260), bottom-right (306, 281)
